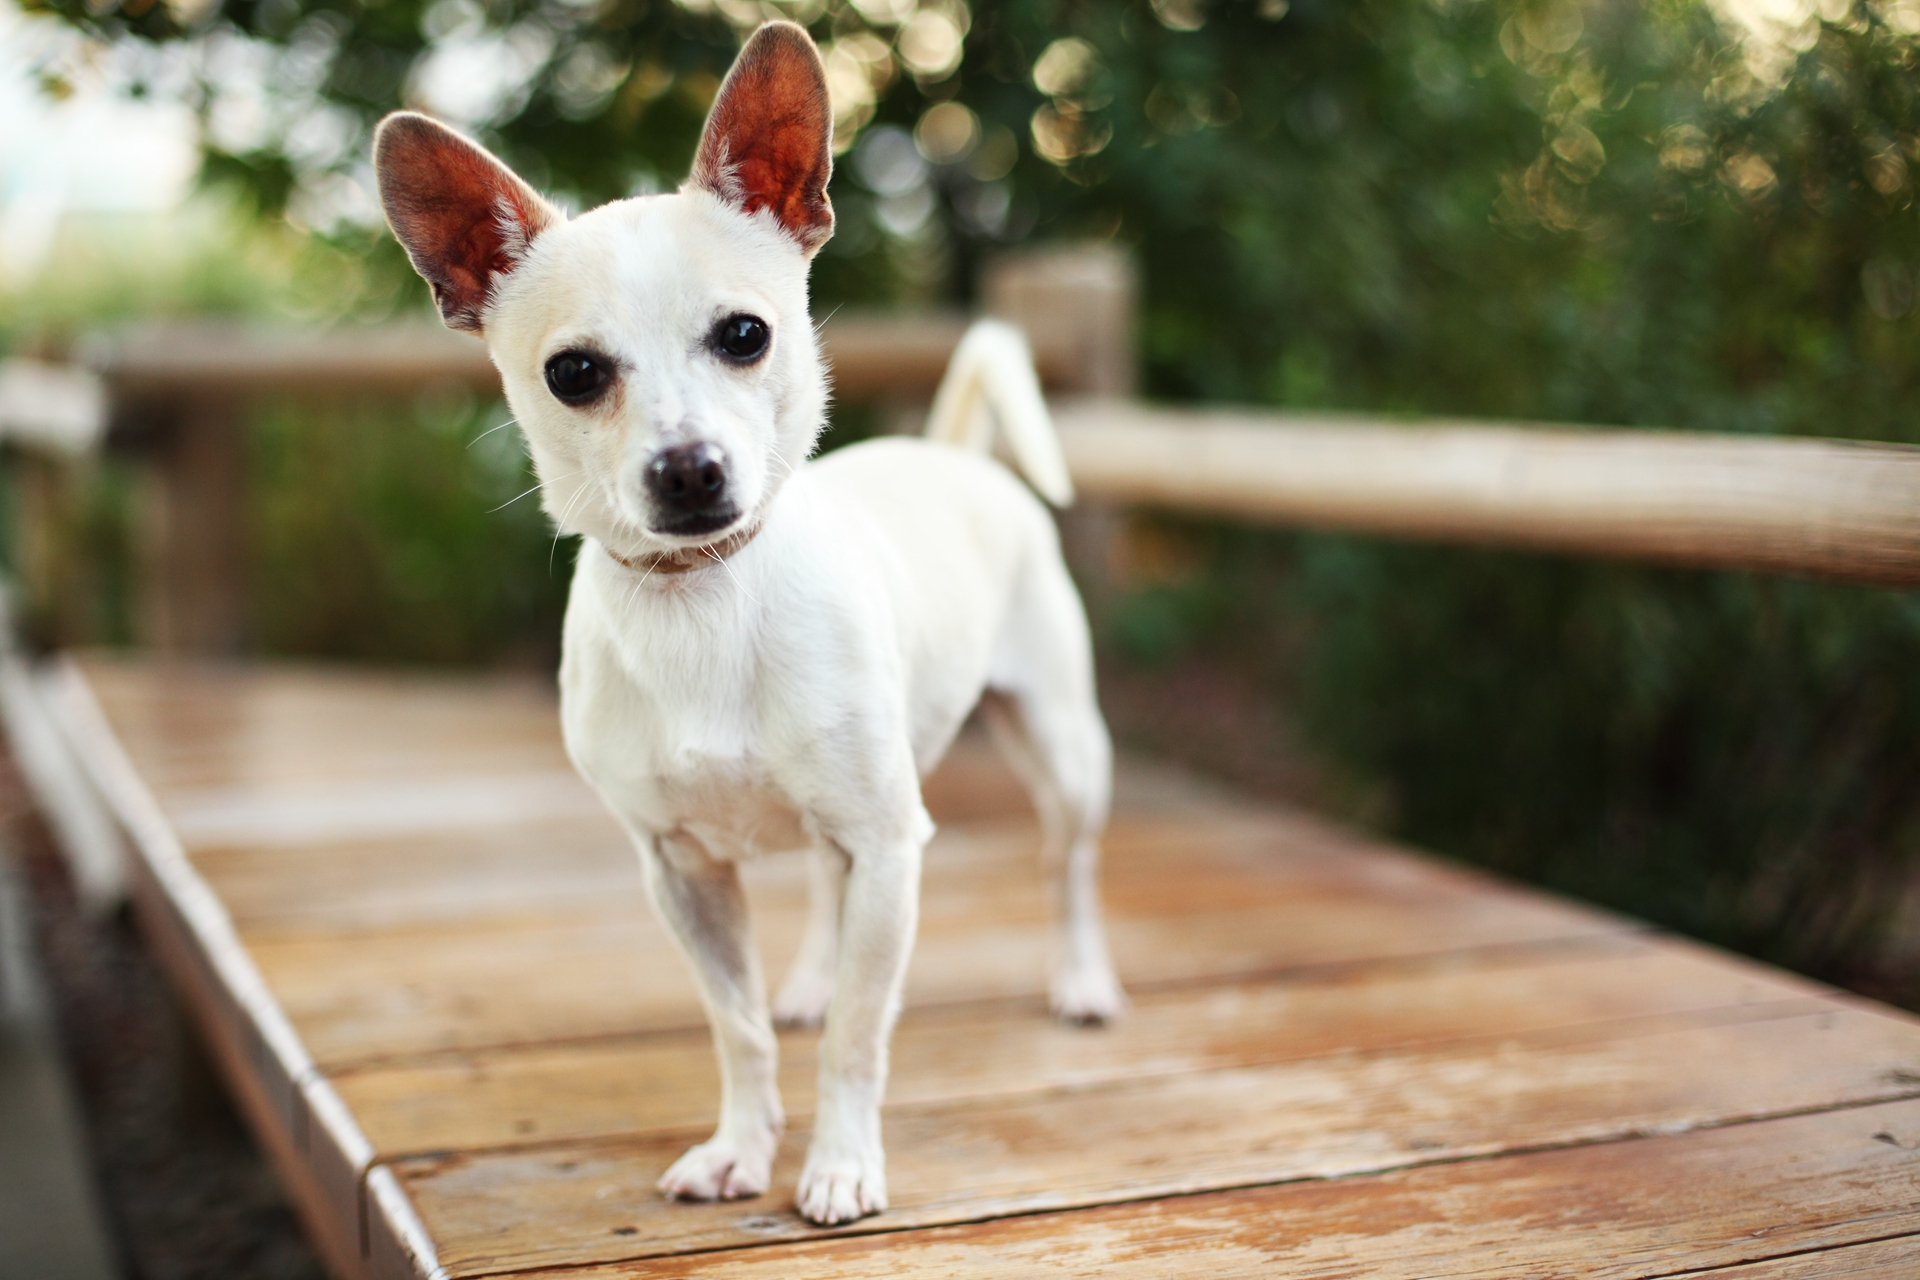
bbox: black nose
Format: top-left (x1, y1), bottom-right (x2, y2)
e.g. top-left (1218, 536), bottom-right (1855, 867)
top-left (646, 442), bottom-right (729, 515)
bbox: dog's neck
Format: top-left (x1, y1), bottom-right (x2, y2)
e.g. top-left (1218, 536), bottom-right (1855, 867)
top-left (604, 520), bottom-right (764, 577)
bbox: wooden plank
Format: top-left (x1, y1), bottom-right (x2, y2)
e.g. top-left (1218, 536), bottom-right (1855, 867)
top-left (71, 660), bottom-right (1630, 1068)
top-left (1691, 1237), bottom-right (1920, 1278)
top-left (184, 802), bottom-right (1612, 939)
top-left (383, 1005), bottom-right (1920, 1274)
top-left (78, 658), bottom-right (1036, 849)
top-left (333, 936), bottom-right (1819, 1160)
top-left (76, 658), bottom-right (573, 791)
top-left (486, 1098), bottom-right (1920, 1280)
top-left (74, 653), bottom-right (1138, 830)
top-left (231, 818), bottom-right (1627, 1069)
top-left (1056, 398), bottom-right (1920, 585)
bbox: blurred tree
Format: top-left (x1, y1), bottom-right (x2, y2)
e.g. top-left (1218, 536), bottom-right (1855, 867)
top-left (19, 0), bottom-right (1920, 425)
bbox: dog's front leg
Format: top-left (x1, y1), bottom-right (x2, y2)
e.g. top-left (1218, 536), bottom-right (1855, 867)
top-left (795, 833), bottom-right (921, 1225)
top-left (641, 833), bottom-right (784, 1201)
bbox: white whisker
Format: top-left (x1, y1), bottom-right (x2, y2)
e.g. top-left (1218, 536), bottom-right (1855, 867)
top-left (490, 468), bottom-right (580, 515)
top-left (549, 481), bottom-right (594, 574)
top-left (489, 482), bottom-right (545, 513)
top-left (467, 418), bottom-right (519, 450)
top-left (706, 543), bottom-right (758, 606)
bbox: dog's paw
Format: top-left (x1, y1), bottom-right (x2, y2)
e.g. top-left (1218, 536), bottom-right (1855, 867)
top-left (657, 1133), bottom-right (775, 1202)
top-left (795, 1151), bottom-right (887, 1226)
top-left (771, 964), bottom-right (834, 1028)
top-left (1050, 961), bottom-right (1127, 1025)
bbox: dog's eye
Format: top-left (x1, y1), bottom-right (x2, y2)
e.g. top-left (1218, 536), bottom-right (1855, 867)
top-left (713, 314), bottom-right (770, 363)
top-left (544, 350), bottom-right (610, 404)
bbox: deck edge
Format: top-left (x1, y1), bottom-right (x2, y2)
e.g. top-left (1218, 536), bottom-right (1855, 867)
top-left (368, 1165), bottom-right (450, 1280)
top-left (39, 655), bottom-right (372, 1280)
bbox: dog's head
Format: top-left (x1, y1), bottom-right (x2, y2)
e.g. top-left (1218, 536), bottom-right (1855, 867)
top-left (374, 22), bottom-right (833, 557)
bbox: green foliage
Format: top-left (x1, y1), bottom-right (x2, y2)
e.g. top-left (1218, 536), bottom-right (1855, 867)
top-left (40, 0), bottom-right (1920, 428)
top-left (249, 389), bottom-right (571, 664)
top-left (1107, 517), bottom-right (1920, 984)
top-left (1290, 540), bottom-right (1920, 979)
top-left (0, 199), bottom-right (394, 351)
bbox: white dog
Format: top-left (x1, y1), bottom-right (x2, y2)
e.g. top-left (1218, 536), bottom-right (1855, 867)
top-left (374, 20), bottom-right (1123, 1227)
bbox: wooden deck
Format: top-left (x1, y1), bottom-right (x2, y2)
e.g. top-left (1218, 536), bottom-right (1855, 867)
top-left (40, 653), bottom-right (1920, 1279)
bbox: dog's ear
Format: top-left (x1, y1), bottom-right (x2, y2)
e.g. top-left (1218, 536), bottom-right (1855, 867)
top-left (688, 22), bottom-right (835, 255)
top-left (373, 112), bottom-right (560, 332)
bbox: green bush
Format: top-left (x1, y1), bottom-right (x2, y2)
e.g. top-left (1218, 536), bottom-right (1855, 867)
top-left (249, 388), bottom-right (569, 665)
top-left (1105, 519), bottom-right (1920, 990)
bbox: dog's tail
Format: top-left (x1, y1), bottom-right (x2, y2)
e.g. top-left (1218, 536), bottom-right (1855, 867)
top-left (923, 319), bottom-right (1075, 506)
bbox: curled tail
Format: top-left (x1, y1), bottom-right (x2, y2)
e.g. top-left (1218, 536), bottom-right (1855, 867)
top-left (924, 319), bottom-right (1075, 506)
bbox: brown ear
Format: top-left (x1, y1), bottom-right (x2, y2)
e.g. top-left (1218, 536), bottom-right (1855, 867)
top-left (688, 22), bottom-right (835, 254)
top-left (373, 112), bottom-right (559, 332)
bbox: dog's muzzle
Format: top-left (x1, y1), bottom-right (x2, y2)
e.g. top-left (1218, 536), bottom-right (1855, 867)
top-left (646, 442), bottom-right (740, 536)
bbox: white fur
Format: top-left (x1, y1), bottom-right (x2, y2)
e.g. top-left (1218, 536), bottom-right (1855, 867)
top-left (478, 183), bottom-right (1122, 1227)
top-left (924, 318), bottom-right (1074, 506)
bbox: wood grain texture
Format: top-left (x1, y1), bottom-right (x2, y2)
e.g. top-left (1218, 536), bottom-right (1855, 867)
top-left (528, 1099), bottom-right (1920, 1280)
top-left (59, 657), bottom-right (1920, 1280)
top-left (1056, 398), bottom-right (1920, 584)
top-left (76, 658), bottom-right (572, 792)
top-left (390, 1006), bottom-right (1920, 1274)
top-left (1688, 1237), bottom-right (1920, 1278)
top-left (233, 819), bottom-right (1627, 1068)
top-left (77, 657), bottom-right (1628, 1066)
top-left (335, 936), bottom-right (1819, 1159)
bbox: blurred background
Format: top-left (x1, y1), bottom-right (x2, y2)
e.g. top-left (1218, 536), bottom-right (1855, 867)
top-left (3, 0), bottom-right (1920, 1267)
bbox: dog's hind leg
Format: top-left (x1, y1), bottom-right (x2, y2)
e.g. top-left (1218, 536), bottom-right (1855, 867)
top-left (772, 843), bottom-right (844, 1027)
top-left (983, 552), bottom-right (1126, 1024)
top-left (641, 832), bottom-right (784, 1202)
top-left (982, 689), bottom-right (1126, 1023)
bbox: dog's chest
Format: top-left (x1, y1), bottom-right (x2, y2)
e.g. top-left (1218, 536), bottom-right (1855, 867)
top-left (569, 700), bottom-right (812, 856)
top-left (562, 623), bottom-right (814, 857)
top-left (658, 764), bottom-right (811, 858)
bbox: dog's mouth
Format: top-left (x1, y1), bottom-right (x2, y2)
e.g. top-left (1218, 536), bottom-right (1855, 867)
top-left (648, 506), bottom-right (746, 541)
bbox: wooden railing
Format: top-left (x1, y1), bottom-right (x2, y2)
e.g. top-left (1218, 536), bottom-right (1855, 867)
top-left (29, 241), bottom-right (1920, 654)
top-left (85, 312), bottom-right (1087, 652)
top-left (1053, 400), bottom-right (1920, 587)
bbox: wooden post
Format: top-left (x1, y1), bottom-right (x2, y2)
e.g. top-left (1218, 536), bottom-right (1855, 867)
top-left (0, 357), bottom-right (109, 649)
top-left (981, 243), bottom-right (1138, 397)
top-left (12, 455), bottom-right (65, 645)
top-left (137, 398), bottom-right (249, 655)
top-left (981, 244), bottom-right (1139, 609)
